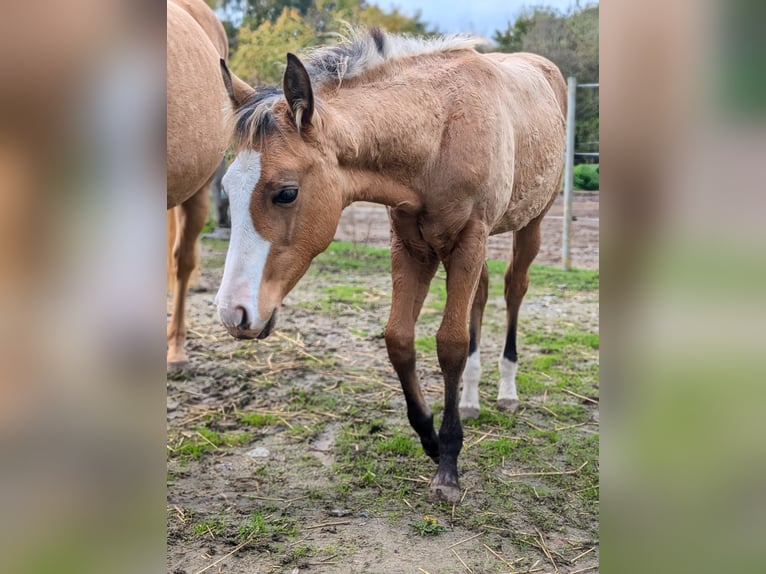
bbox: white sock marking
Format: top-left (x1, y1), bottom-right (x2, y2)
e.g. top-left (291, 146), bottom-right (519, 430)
top-left (497, 356), bottom-right (519, 402)
top-left (459, 350), bottom-right (482, 413)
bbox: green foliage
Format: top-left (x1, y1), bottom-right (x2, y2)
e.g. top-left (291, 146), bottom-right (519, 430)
top-left (376, 433), bottom-right (418, 457)
top-left (229, 7), bottom-right (317, 85)
top-left (238, 512), bottom-right (267, 539)
top-left (409, 516), bottom-right (451, 536)
top-left (573, 163), bottom-right (599, 191)
top-left (239, 412), bottom-right (279, 427)
top-left (493, 4), bottom-right (599, 160)
top-left (224, 1), bottom-right (432, 84)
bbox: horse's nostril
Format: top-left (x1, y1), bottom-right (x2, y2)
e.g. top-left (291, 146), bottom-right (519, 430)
top-left (235, 306), bottom-right (249, 330)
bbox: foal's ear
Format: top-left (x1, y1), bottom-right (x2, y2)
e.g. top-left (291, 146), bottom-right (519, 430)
top-left (220, 59), bottom-right (255, 109)
top-left (283, 53), bottom-right (314, 132)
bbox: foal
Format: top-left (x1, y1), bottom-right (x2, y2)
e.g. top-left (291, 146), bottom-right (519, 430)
top-left (216, 29), bottom-right (566, 502)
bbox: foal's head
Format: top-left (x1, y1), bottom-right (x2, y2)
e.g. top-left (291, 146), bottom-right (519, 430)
top-left (215, 55), bottom-right (343, 339)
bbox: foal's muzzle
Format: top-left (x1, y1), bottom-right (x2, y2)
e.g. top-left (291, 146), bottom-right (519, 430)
top-left (218, 305), bottom-right (278, 340)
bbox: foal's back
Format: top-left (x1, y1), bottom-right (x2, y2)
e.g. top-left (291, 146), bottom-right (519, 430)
top-left (484, 52), bottom-right (567, 235)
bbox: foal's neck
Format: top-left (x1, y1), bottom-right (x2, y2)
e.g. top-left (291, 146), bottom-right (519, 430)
top-left (322, 81), bottom-right (438, 213)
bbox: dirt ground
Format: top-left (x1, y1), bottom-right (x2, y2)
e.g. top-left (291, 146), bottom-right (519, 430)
top-left (167, 194), bottom-right (599, 573)
top-left (334, 192), bottom-right (599, 270)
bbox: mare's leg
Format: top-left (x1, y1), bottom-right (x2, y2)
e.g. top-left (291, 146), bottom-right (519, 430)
top-left (167, 209), bottom-right (177, 293)
top-left (431, 220), bottom-right (488, 503)
top-left (458, 262), bottom-right (489, 419)
top-left (384, 234), bottom-right (440, 462)
top-left (498, 218), bottom-right (543, 412)
top-left (167, 185), bottom-right (209, 369)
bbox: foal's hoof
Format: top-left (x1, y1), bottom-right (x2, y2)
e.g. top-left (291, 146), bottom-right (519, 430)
top-left (428, 480), bottom-right (461, 504)
top-left (497, 398), bottom-right (520, 413)
top-left (459, 406), bottom-right (480, 420)
top-left (167, 359), bottom-right (190, 373)
top-left (428, 469), bottom-right (461, 504)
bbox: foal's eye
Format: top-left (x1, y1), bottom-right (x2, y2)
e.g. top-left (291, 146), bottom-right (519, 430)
top-left (273, 186), bottom-right (299, 205)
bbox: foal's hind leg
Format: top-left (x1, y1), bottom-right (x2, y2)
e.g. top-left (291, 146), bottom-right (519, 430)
top-left (167, 185), bottom-right (209, 369)
top-left (459, 262), bottom-right (489, 419)
top-left (498, 218), bottom-right (543, 412)
top-left (385, 235), bottom-right (440, 461)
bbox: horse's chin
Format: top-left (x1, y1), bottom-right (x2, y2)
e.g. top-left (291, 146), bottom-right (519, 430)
top-left (256, 309), bottom-right (278, 339)
top-left (227, 308), bottom-right (278, 340)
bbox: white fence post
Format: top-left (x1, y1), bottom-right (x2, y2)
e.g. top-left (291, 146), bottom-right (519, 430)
top-left (562, 76), bottom-right (577, 271)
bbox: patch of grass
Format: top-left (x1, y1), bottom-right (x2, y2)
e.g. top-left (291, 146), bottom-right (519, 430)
top-left (193, 517), bottom-right (226, 538)
top-left (201, 237), bottom-right (229, 254)
top-left (376, 433), bottom-right (419, 457)
top-left (239, 412), bottom-right (279, 428)
top-left (485, 259), bottom-right (599, 292)
top-left (480, 437), bottom-right (518, 461)
top-left (313, 241), bottom-right (391, 273)
top-left (409, 516), bottom-right (452, 536)
top-left (237, 512), bottom-right (267, 540)
top-left (324, 284), bottom-right (367, 305)
top-left (414, 335), bottom-right (436, 354)
top-left (169, 427), bottom-right (252, 462)
top-left (526, 330), bottom-right (599, 351)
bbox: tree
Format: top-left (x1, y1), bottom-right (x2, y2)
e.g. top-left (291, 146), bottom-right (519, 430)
top-left (492, 8), bottom-right (554, 53)
top-left (225, 0), bottom-right (433, 85)
top-left (229, 7), bottom-right (316, 85)
top-left (493, 4), bottom-right (599, 161)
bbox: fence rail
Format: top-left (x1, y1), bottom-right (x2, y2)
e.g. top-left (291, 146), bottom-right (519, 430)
top-left (561, 77), bottom-right (599, 270)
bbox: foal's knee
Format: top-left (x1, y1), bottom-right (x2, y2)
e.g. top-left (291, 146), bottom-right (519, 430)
top-left (384, 326), bottom-right (415, 369)
top-left (436, 327), bottom-right (469, 375)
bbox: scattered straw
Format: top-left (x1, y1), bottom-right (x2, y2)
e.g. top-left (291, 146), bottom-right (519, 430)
top-left (521, 418), bottom-right (545, 431)
top-left (194, 534), bottom-right (253, 574)
top-left (534, 527), bottom-right (558, 573)
top-left (394, 475), bottom-right (429, 483)
top-left (502, 460), bottom-right (588, 479)
top-left (482, 543), bottom-right (513, 569)
top-left (447, 532), bottom-right (482, 549)
top-left (554, 421), bottom-right (591, 431)
top-left (571, 566), bottom-right (598, 574)
top-left (451, 549), bottom-right (473, 573)
top-left (562, 389), bottom-right (598, 404)
top-left (304, 520), bottom-right (352, 530)
top-left (194, 431), bottom-right (220, 450)
top-left (571, 547), bottom-right (596, 563)
top-left (539, 404), bottom-right (559, 418)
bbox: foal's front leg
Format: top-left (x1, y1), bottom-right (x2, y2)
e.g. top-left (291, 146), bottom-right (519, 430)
top-left (384, 237), bottom-right (440, 461)
top-left (430, 221), bottom-right (488, 503)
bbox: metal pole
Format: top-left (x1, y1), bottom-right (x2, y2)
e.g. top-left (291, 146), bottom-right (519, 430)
top-left (562, 76), bottom-right (576, 271)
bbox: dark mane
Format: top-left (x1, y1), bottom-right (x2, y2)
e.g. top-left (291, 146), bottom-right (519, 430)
top-left (233, 27), bottom-right (483, 146)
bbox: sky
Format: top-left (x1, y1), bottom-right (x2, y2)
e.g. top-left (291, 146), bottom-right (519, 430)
top-left (377, 0), bottom-right (597, 37)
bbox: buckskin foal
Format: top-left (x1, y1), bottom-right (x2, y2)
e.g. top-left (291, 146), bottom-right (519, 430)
top-left (215, 28), bottom-right (566, 502)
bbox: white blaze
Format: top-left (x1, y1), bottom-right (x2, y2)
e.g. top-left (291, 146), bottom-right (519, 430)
top-left (215, 150), bottom-right (272, 331)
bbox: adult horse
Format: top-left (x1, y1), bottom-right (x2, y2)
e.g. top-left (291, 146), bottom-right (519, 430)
top-left (216, 29), bottom-right (566, 502)
top-left (166, 0), bottom-right (231, 369)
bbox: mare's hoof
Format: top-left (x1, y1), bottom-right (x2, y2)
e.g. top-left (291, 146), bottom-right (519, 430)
top-left (459, 406), bottom-right (480, 420)
top-left (497, 398), bottom-right (520, 413)
top-left (428, 480), bottom-right (461, 504)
